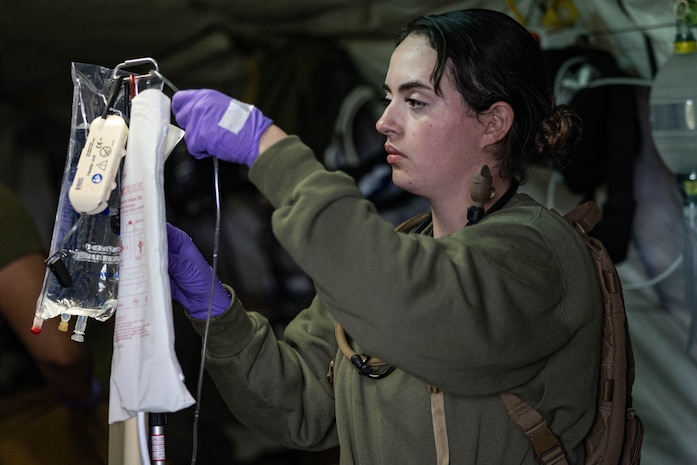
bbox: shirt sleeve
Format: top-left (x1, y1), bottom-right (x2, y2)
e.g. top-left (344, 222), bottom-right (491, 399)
top-left (188, 289), bottom-right (340, 450)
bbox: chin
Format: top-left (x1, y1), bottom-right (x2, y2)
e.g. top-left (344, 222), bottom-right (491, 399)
top-left (391, 172), bottom-right (418, 197)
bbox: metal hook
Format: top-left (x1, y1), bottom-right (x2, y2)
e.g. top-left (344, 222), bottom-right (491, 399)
top-left (112, 57), bottom-right (159, 78)
top-left (112, 57), bottom-right (179, 96)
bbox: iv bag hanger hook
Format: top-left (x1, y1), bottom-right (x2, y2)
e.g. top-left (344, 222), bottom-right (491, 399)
top-left (112, 57), bottom-right (180, 94)
top-left (112, 57), bottom-right (159, 78)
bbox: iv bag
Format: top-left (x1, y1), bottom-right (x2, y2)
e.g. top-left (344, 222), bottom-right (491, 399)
top-left (109, 88), bottom-right (194, 423)
top-left (33, 62), bottom-right (127, 341)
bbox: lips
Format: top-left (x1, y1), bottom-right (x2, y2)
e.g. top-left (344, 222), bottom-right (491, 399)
top-left (384, 143), bottom-right (404, 159)
top-left (384, 143), bottom-right (405, 165)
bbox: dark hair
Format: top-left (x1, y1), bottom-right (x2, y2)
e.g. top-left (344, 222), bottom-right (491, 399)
top-left (397, 9), bottom-right (581, 183)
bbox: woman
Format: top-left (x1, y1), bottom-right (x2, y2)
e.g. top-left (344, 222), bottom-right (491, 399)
top-left (167, 8), bottom-right (602, 464)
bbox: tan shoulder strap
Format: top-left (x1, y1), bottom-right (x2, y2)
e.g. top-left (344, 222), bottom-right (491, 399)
top-left (334, 322), bottom-right (391, 375)
top-left (429, 386), bottom-right (450, 465)
top-left (335, 212), bottom-right (451, 462)
top-left (500, 392), bottom-right (569, 465)
top-left (560, 200), bottom-right (601, 234)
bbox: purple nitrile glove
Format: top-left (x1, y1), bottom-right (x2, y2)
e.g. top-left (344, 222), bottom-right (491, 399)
top-left (172, 89), bottom-right (273, 167)
top-left (166, 223), bottom-right (232, 319)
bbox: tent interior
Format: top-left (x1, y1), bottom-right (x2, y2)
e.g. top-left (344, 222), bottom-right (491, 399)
top-left (1, 1), bottom-right (696, 464)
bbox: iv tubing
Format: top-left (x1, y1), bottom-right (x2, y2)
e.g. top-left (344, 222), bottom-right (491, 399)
top-left (138, 412), bottom-right (150, 465)
top-left (622, 253), bottom-right (684, 290)
top-left (190, 156), bottom-right (221, 465)
top-left (58, 213), bottom-right (86, 251)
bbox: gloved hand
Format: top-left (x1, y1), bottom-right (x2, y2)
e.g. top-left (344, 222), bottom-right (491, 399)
top-left (166, 223), bottom-right (232, 319)
top-left (172, 89), bottom-right (273, 167)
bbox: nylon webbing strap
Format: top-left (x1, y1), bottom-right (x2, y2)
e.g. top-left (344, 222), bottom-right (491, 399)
top-left (500, 392), bottom-right (569, 465)
top-left (429, 386), bottom-right (450, 465)
top-left (335, 322), bottom-right (388, 367)
top-left (397, 213), bottom-right (452, 464)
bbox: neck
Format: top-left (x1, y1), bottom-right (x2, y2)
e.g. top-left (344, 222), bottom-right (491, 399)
top-left (430, 176), bottom-right (513, 238)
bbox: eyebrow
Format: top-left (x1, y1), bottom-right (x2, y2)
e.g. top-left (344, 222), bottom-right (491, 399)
top-left (383, 80), bottom-right (433, 94)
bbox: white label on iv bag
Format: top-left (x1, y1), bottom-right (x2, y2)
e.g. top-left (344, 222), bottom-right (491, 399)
top-left (69, 114), bottom-right (128, 215)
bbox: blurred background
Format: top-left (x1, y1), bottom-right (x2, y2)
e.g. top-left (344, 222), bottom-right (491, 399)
top-left (1, 1), bottom-right (696, 464)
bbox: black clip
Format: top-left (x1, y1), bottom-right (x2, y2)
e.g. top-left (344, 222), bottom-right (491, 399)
top-left (45, 251), bottom-right (73, 287)
top-left (350, 354), bottom-right (373, 377)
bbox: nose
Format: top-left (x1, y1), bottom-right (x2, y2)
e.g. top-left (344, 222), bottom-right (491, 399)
top-left (375, 103), bottom-right (396, 136)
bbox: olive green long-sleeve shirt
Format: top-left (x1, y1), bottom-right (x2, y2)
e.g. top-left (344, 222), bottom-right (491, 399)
top-left (189, 136), bottom-right (602, 464)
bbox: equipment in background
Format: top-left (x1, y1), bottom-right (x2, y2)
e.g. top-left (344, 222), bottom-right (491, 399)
top-left (649, 9), bottom-right (697, 362)
top-left (544, 45), bottom-right (644, 263)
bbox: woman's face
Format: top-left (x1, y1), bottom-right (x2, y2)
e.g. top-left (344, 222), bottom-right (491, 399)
top-left (376, 34), bottom-right (488, 201)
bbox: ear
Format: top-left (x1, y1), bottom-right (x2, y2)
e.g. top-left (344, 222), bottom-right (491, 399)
top-left (481, 101), bottom-right (514, 147)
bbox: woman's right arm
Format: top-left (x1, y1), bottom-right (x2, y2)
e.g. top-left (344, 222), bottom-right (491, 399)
top-left (187, 294), bottom-right (340, 450)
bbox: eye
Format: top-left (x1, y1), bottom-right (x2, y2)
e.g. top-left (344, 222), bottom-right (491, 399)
top-left (381, 97), bottom-right (391, 108)
top-left (406, 98), bottom-right (425, 110)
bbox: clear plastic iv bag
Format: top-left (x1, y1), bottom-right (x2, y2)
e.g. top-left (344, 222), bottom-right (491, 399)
top-left (33, 63), bottom-right (126, 341)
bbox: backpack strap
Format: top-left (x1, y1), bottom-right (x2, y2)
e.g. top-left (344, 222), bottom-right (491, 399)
top-left (501, 201), bottom-right (601, 464)
top-left (500, 392), bottom-right (569, 465)
top-left (429, 386), bottom-right (450, 465)
top-left (560, 200), bottom-right (601, 236)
